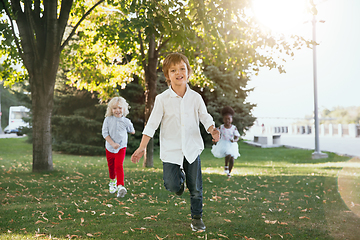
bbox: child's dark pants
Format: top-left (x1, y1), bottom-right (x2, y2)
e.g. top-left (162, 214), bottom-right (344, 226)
top-left (162, 156), bottom-right (203, 218)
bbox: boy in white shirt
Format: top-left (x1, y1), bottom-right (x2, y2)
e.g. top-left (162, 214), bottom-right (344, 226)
top-left (131, 52), bottom-right (220, 231)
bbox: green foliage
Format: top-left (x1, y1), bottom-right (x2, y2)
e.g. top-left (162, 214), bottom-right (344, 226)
top-left (1, 138), bottom-right (360, 239)
top-left (50, 77), bottom-right (106, 156)
top-left (193, 66), bottom-right (256, 146)
top-left (51, 115), bottom-right (104, 155)
top-left (61, 0), bottom-right (305, 99)
top-left (320, 106), bottom-right (360, 124)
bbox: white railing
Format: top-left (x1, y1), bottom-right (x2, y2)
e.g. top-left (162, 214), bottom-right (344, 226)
top-left (247, 124), bottom-right (360, 138)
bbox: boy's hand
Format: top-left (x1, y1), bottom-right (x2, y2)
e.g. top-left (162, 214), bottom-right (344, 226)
top-left (211, 128), bottom-right (220, 142)
top-left (131, 147), bottom-right (145, 163)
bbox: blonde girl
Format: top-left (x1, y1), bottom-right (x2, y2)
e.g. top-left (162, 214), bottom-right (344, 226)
top-left (102, 97), bottom-right (135, 198)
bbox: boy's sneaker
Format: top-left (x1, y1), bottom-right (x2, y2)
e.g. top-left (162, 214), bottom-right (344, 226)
top-left (109, 179), bottom-right (117, 194)
top-left (117, 185), bottom-right (127, 198)
top-left (191, 215), bottom-right (206, 231)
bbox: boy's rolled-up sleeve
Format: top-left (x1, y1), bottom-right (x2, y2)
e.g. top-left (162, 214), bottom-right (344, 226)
top-left (142, 95), bottom-right (163, 138)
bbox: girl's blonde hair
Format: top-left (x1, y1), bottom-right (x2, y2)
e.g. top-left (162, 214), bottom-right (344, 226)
top-left (105, 97), bottom-right (130, 117)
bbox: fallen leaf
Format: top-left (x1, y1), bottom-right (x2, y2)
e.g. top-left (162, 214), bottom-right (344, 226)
top-left (265, 220), bottom-right (277, 224)
top-left (134, 227), bottom-right (146, 230)
top-left (299, 216), bottom-right (310, 220)
top-left (80, 218), bottom-right (84, 225)
top-left (244, 236), bottom-right (256, 240)
top-left (218, 233), bottom-right (229, 239)
top-left (123, 231), bottom-right (128, 234)
top-left (156, 234), bottom-right (168, 240)
top-left (86, 233), bottom-right (93, 237)
top-left (35, 220), bottom-right (45, 224)
top-left (265, 234), bottom-right (271, 238)
top-left (125, 212), bottom-right (134, 217)
top-left (237, 197), bottom-right (248, 201)
top-left (100, 213), bottom-right (106, 216)
top-left (224, 219), bottom-right (231, 222)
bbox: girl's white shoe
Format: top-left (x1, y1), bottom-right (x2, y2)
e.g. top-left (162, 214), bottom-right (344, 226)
top-left (117, 185), bottom-right (127, 198)
top-left (109, 179), bottom-right (117, 194)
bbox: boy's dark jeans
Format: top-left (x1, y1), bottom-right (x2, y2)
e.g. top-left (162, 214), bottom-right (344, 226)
top-left (163, 156), bottom-right (203, 218)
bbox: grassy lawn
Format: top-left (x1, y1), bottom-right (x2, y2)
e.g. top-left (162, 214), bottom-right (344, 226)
top-left (1, 137), bottom-right (360, 240)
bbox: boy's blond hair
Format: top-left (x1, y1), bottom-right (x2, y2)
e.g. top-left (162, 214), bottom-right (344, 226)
top-left (105, 97), bottom-right (130, 117)
top-left (162, 52), bottom-right (193, 86)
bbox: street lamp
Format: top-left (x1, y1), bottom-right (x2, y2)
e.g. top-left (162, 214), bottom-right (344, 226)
top-left (310, 6), bottom-right (328, 159)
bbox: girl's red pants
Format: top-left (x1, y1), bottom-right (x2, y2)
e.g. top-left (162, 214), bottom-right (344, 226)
top-left (106, 147), bottom-right (126, 186)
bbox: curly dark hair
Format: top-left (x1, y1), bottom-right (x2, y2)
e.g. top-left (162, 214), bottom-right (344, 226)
top-left (221, 106), bottom-right (235, 116)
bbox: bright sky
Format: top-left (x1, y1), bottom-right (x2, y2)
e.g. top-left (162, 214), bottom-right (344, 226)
top-left (247, 0), bottom-right (360, 125)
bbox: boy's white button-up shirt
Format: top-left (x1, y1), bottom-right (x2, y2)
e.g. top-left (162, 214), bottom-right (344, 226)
top-left (142, 85), bottom-right (215, 166)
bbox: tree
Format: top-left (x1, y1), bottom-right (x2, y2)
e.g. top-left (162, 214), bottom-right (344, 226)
top-left (0, 0), bottom-right (105, 171)
top-left (62, 0), bottom-right (303, 167)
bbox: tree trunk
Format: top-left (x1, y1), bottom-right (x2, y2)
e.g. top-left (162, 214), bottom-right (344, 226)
top-left (143, 35), bottom-right (158, 168)
top-left (30, 65), bottom-right (57, 172)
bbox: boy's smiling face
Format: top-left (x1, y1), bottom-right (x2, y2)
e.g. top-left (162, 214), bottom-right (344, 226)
top-left (167, 60), bottom-right (188, 88)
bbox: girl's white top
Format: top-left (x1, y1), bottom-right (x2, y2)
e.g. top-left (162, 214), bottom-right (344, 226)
top-left (102, 116), bottom-right (135, 153)
top-left (219, 124), bottom-right (240, 141)
top-left (142, 85), bottom-right (215, 166)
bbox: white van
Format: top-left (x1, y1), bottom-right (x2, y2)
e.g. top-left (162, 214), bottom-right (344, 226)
top-left (4, 106), bottom-right (30, 135)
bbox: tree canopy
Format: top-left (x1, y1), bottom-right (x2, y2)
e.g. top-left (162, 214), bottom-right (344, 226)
top-left (1, 0), bottom-right (306, 170)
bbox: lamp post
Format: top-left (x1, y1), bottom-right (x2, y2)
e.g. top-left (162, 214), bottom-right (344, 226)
top-left (311, 10), bottom-right (328, 159)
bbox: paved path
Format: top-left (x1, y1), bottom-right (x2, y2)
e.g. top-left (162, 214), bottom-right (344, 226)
top-left (0, 133), bottom-right (26, 139)
top-left (244, 133), bottom-right (360, 157)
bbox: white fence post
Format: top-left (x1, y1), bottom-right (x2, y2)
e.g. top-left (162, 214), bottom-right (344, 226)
top-left (349, 124), bottom-right (357, 138)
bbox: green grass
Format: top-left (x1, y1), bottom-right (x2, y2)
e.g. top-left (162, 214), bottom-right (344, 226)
top-left (1, 137), bottom-right (360, 239)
